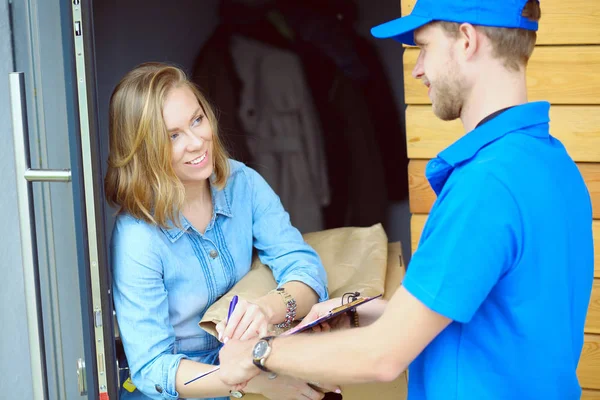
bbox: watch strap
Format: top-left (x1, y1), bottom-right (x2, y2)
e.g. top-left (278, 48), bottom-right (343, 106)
top-left (252, 336), bottom-right (276, 372)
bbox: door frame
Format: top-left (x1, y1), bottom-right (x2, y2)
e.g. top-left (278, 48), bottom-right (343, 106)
top-left (69, 0), bottom-right (118, 397)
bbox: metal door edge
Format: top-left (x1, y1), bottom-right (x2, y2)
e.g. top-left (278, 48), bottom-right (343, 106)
top-left (70, 1), bottom-right (108, 396)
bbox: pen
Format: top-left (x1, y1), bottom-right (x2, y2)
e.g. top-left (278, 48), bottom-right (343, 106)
top-left (220, 295), bottom-right (238, 343)
top-left (184, 296), bottom-right (239, 386)
top-left (184, 365), bottom-right (220, 385)
top-left (227, 295), bottom-right (239, 322)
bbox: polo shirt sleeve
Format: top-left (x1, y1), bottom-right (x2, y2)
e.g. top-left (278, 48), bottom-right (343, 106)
top-left (403, 169), bottom-right (522, 323)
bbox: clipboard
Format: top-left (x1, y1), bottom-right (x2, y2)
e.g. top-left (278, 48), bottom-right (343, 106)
top-left (282, 294), bottom-right (383, 336)
top-left (184, 293), bottom-right (383, 385)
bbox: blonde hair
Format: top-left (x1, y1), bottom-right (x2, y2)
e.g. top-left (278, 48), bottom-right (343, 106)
top-left (435, 0), bottom-right (541, 71)
top-left (105, 62), bottom-right (230, 229)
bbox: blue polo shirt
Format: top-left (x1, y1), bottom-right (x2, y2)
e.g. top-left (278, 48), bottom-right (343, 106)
top-left (404, 102), bottom-right (594, 400)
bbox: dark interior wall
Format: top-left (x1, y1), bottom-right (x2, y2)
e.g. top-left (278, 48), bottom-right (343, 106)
top-left (93, 0), bottom-right (410, 260)
top-left (94, 0), bottom-right (221, 243)
top-left (355, 1), bottom-right (405, 124)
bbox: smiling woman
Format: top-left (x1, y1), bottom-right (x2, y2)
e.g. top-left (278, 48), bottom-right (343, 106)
top-left (164, 87), bottom-right (215, 182)
top-left (103, 62), bottom-right (331, 400)
top-left (162, 84), bottom-right (221, 234)
top-left (105, 63), bottom-right (230, 230)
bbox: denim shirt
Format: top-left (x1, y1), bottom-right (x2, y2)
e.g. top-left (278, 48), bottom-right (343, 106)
top-left (111, 160), bottom-right (329, 400)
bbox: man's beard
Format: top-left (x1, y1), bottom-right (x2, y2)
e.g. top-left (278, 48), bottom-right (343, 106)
top-left (431, 65), bottom-right (466, 121)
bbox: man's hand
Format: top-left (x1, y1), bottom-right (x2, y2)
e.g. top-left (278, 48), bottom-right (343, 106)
top-left (218, 338), bottom-right (260, 387)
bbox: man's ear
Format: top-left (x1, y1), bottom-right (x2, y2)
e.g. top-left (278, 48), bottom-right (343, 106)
top-left (458, 23), bottom-right (479, 61)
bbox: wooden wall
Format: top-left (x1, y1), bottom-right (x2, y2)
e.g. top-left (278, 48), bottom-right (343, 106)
top-left (401, 0), bottom-right (600, 396)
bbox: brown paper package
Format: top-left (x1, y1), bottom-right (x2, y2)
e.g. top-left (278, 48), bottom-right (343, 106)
top-left (198, 224), bottom-right (408, 400)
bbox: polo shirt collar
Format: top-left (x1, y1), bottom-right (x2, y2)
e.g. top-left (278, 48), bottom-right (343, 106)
top-left (438, 101), bottom-right (551, 168)
top-left (160, 182), bottom-right (233, 242)
top-left (426, 101), bottom-right (550, 196)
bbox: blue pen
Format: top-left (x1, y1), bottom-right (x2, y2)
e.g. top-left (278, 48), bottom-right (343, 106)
top-left (184, 296), bottom-right (240, 385)
top-left (222, 295), bottom-right (239, 343)
top-left (227, 295), bottom-right (239, 322)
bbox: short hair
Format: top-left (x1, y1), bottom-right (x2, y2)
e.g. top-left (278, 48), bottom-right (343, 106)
top-left (434, 0), bottom-right (541, 71)
top-left (105, 62), bottom-right (230, 228)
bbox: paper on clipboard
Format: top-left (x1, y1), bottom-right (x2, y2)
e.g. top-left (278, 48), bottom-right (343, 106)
top-left (184, 293), bottom-right (383, 385)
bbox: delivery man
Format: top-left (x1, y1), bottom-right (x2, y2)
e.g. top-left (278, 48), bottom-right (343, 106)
top-left (217, 1), bottom-right (595, 398)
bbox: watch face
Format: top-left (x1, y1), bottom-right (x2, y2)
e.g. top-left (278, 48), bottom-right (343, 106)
top-left (230, 390), bottom-right (244, 398)
top-left (253, 340), bottom-right (268, 358)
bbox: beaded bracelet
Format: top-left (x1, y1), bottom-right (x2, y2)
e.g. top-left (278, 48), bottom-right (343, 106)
top-left (270, 287), bottom-right (297, 329)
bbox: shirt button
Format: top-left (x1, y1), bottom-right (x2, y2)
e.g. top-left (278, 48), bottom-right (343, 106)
top-left (209, 250), bottom-right (219, 259)
top-left (155, 384), bottom-right (163, 393)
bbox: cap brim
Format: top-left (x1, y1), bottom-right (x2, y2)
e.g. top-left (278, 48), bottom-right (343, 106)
top-left (370, 14), bottom-right (433, 46)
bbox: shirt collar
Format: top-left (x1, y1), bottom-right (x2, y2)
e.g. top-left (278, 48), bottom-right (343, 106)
top-left (160, 182), bottom-right (233, 243)
top-left (425, 101), bottom-right (551, 196)
top-left (438, 101), bottom-right (551, 168)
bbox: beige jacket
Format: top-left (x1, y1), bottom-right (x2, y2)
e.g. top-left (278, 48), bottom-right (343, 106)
top-left (231, 35), bottom-right (330, 233)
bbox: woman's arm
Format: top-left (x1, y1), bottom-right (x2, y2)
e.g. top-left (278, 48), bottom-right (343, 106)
top-left (174, 360), bottom-right (238, 398)
top-left (247, 166), bottom-right (328, 311)
top-left (217, 284), bottom-right (319, 343)
top-left (219, 167), bottom-right (329, 342)
top-left (255, 280), bottom-right (319, 324)
top-left (177, 362), bottom-right (338, 399)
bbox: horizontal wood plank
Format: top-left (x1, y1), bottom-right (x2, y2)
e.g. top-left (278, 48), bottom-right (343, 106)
top-left (410, 214), bottom-right (427, 255)
top-left (407, 160), bottom-right (435, 213)
top-left (590, 281), bottom-right (600, 334)
top-left (405, 105), bottom-right (600, 162)
top-left (400, 0), bottom-right (600, 45)
top-left (408, 160), bottom-right (600, 221)
top-left (579, 334), bottom-right (600, 390)
top-left (403, 46), bottom-right (600, 105)
top-left (583, 389), bottom-right (600, 400)
top-left (410, 214), bottom-right (600, 279)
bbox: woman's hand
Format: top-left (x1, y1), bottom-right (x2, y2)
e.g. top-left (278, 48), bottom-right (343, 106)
top-left (216, 298), bottom-right (270, 342)
top-left (247, 372), bottom-right (340, 400)
top-left (295, 297), bottom-right (351, 333)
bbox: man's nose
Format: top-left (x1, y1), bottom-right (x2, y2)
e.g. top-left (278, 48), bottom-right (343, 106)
top-left (412, 51), bottom-right (425, 79)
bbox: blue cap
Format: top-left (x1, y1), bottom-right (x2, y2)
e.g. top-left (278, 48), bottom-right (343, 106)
top-left (371, 0), bottom-right (539, 46)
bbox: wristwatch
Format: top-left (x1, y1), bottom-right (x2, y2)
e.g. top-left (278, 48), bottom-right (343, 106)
top-left (252, 336), bottom-right (276, 372)
top-left (229, 389), bottom-right (245, 398)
